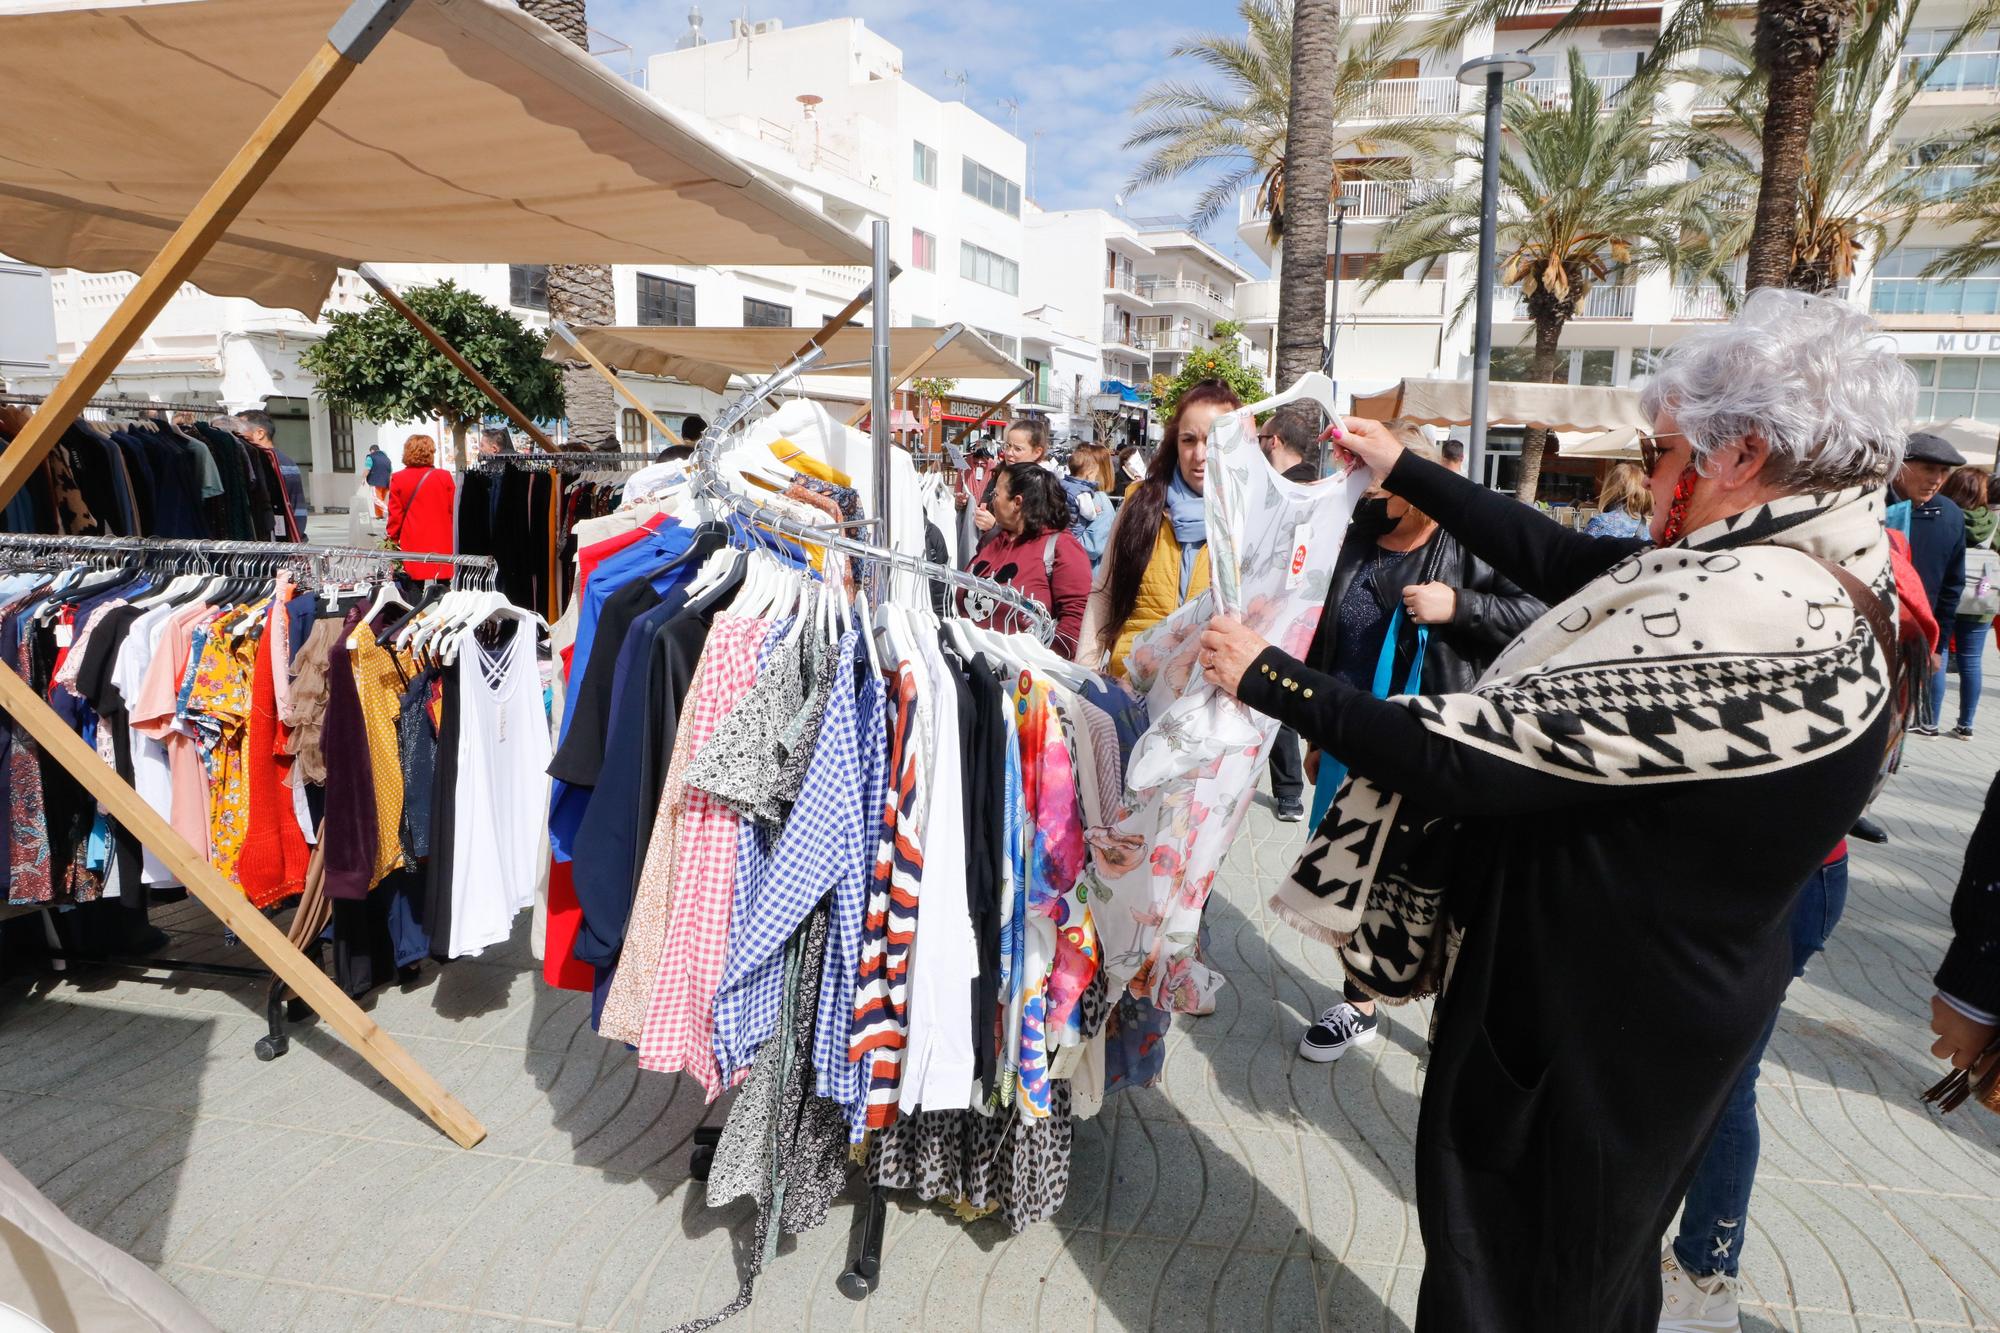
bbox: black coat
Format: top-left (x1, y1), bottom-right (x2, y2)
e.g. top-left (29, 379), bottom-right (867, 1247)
top-left (1939, 769), bottom-right (2000, 1017)
top-left (1303, 499), bottom-right (1547, 696)
top-left (1239, 454), bottom-right (1885, 1331)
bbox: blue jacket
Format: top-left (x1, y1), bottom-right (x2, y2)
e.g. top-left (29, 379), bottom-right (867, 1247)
top-left (1061, 475), bottom-right (1114, 566)
top-left (1894, 489), bottom-right (1967, 624)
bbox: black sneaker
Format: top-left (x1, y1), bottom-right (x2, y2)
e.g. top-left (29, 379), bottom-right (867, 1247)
top-left (1299, 1002), bottom-right (1379, 1063)
top-left (1276, 798), bottom-right (1306, 823)
top-left (1953, 725), bottom-right (1975, 741)
top-left (1911, 723), bottom-right (1941, 736)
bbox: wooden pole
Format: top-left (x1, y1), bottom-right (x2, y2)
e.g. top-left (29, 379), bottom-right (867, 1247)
top-left (0, 0), bottom-right (486, 1150)
top-left (357, 264), bottom-right (562, 453)
top-left (946, 377), bottom-right (1032, 451)
top-left (547, 323), bottom-right (681, 448)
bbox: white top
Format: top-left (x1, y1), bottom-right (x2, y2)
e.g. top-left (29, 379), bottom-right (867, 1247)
top-left (109, 602), bottom-right (180, 887)
top-left (447, 627), bottom-right (553, 957)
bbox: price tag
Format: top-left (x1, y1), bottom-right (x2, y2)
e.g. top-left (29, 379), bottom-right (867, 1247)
top-left (54, 622), bottom-right (73, 649)
top-left (1286, 521), bottom-right (1311, 591)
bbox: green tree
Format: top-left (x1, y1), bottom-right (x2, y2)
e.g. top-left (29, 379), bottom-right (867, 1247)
top-left (1372, 54), bottom-right (1713, 500)
top-left (1151, 340), bottom-right (1268, 419)
top-left (1427, 0), bottom-right (1858, 293)
top-left (301, 280), bottom-right (563, 464)
top-left (1121, 0), bottom-right (1426, 238)
top-left (1684, 4), bottom-right (2000, 296)
top-left (516, 0), bottom-right (617, 449)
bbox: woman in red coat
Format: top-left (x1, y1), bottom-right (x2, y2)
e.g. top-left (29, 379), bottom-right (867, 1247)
top-left (386, 433), bottom-right (457, 581)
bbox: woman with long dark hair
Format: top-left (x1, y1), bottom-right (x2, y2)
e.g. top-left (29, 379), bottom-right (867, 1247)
top-left (1079, 379), bottom-right (1242, 676)
top-left (963, 462), bottom-right (1092, 658)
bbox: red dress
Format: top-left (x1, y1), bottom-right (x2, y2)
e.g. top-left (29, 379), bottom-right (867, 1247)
top-left (386, 464), bottom-right (457, 580)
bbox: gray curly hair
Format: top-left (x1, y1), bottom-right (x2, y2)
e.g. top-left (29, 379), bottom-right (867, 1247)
top-left (1638, 289), bottom-right (1916, 492)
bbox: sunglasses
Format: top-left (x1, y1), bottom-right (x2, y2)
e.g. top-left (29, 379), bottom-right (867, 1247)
top-left (1638, 431), bottom-right (1689, 477)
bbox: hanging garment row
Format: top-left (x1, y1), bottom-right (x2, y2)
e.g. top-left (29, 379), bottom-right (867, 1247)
top-left (0, 534), bottom-right (557, 1000)
top-left (0, 403), bottom-right (302, 543)
top-left (530, 376), bottom-right (1369, 1327)
top-left (455, 452), bottom-right (650, 623)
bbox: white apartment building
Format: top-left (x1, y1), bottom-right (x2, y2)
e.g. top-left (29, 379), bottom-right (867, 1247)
top-left (1132, 221), bottom-right (1258, 384)
top-left (1023, 207), bottom-right (1156, 446)
top-left (1234, 0), bottom-right (2000, 493)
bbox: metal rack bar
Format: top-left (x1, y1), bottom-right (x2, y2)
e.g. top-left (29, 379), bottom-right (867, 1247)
top-left (0, 531), bottom-right (498, 585)
top-left (0, 392), bottom-right (225, 415)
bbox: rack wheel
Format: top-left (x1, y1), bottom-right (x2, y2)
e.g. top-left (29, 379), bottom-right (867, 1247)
top-left (254, 1034), bottom-right (289, 1061)
top-left (836, 1267), bottom-right (877, 1301)
top-left (285, 997), bottom-right (312, 1023)
top-left (689, 1145), bottom-right (715, 1182)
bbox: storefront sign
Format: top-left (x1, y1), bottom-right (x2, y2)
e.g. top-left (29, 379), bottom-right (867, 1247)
top-left (1885, 331), bottom-right (2000, 355)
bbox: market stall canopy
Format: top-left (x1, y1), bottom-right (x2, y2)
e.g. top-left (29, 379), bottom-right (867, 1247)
top-left (1353, 378), bottom-right (1651, 433)
top-left (1563, 426), bottom-right (1642, 461)
top-left (1918, 417), bottom-right (2000, 469)
top-left (0, 0), bottom-right (869, 317)
top-left (558, 325), bottom-right (1027, 395)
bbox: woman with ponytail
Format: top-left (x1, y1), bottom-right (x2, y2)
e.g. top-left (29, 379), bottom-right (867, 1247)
top-left (1079, 379), bottom-right (1242, 677)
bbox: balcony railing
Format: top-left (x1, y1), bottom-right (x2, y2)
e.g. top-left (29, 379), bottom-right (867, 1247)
top-left (1137, 277), bottom-right (1233, 314)
top-left (1518, 74), bottom-right (1635, 109)
top-left (1499, 284), bottom-right (1637, 320)
top-left (1340, 178), bottom-right (1452, 218)
top-left (1339, 0), bottom-right (1449, 16)
top-left (1871, 278), bottom-right (2000, 317)
top-left (1103, 323), bottom-right (1147, 350)
top-left (1237, 278), bottom-right (1446, 323)
top-left (1106, 270), bottom-right (1146, 297)
top-left (1360, 77), bottom-right (1462, 119)
top-left (1673, 286), bottom-right (1729, 321)
top-left (1900, 50), bottom-right (2000, 96)
top-left (1142, 329), bottom-right (1203, 353)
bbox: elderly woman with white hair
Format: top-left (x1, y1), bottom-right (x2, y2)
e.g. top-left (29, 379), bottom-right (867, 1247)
top-left (1197, 290), bottom-right (1916, 1332)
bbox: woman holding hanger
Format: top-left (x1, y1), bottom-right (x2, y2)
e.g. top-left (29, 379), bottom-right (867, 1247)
top-left (1079, 380), bottom-right (1240, 678)
top-left (963, 462), bottom-right (1092, 658)
top-left (385, 433), bottom-right (457, 582)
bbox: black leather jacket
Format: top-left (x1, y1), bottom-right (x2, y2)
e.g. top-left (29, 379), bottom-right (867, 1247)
top-left (1304, 498), bottom-right (1547, 696)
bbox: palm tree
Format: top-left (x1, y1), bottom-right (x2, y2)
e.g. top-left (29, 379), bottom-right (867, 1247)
top-left (517, 0), bottom-right (618, 451)
top-left (1121, 0), bottom-right (1428, 240)
top-left (1371, 54), bottom-right (1715, 500)
top-left (1684, 4), bottom-right (2000, 297)
top-left (1425, 0), bottom-right (1858, 293)
top-left (1276, 0), bottom-right (1342, 402)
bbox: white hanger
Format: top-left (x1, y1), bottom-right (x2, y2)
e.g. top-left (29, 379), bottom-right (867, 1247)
top-left (852, 588), bottom-right (882, 676)
top-left (349, 579), bottom-right (410, 649)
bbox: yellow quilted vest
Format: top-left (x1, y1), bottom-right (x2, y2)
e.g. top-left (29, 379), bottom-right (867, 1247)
top-left (1110, 514), bottom-right (1210, 678)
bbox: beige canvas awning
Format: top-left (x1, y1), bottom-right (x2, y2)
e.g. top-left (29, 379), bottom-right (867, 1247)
top-left (0, 0), bottom-right (868, 316)
top-left (559, 324), bottom-right (1027, 394)
top-left (1562, 426), bottom-right (1643, 460)
top-left (1353, 378), bottom-right (1651, 433)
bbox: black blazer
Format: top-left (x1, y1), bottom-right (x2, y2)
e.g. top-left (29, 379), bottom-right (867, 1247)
top-left (1304, 498), bottom-right (1547, 697)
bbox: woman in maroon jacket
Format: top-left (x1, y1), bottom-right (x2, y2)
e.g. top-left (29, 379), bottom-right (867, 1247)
top-left (385, 433), bottom-right (457, 581)
top-left (964, 462), bottom-right (1092, 658)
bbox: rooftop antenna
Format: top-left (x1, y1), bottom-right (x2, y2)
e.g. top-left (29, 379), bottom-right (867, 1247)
top-left (998, 96), bottom-right (1020, 137)
top-left (945, 68), bottom-right (969, 101)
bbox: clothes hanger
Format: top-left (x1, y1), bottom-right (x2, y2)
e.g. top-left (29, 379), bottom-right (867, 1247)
top-left (349, 579), bottom-right (411, 650)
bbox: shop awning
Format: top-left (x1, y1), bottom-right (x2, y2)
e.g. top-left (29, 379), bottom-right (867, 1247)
top-left (0, 0), bottom-right (869, 317)
top-left (559, 325), bottom-right (1026, 395)
top-left (1353, 378), bottom-right (1650, 433)
top-left (1562, 426), bottom-right (1642, 460)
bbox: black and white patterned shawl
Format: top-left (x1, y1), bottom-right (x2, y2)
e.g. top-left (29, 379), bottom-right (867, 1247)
top-left (1272, 485), bottom-right (1896, 1000)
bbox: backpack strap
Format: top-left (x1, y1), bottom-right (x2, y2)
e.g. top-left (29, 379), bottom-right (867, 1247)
top-left (1043, 532), bottom-right (1058, 582)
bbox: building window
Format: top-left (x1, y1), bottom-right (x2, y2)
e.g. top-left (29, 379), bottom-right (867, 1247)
top-left (1903, 27), bottom-right (2000, 93)
top-left (620, 408), bottom-right (648, 446)
top-left (959, 242), bottom-right (1020, 295)
top-left (913, 141), bottom-right (938, 187)
top-left (743, 297), bottom-right (793, 328)
top-left (636, 274), bottom-right (696, 326)
top-left (1872, 246), bottom-right (2000, 316)
top-left (973, 327), bottom-right (1019, 360)
top-left (912, 228), bottom-right (937, 272)
top-left (1907, 356), bottom-right (2000, 423)
top-left (961, 157), bottom-right (1022, 217)
top-left (509, 264), bottom-right (548, 311)
top-left (329, 407), bottom-right (355, 473)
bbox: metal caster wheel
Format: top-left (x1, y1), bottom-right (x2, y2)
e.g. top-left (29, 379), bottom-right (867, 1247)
top-left (254, 1034), bottom-right (289, 1061)
top-left (689, 1145), bottom-right (714, 1182)
top-left (836, 1266), bottom-right (878, 1301)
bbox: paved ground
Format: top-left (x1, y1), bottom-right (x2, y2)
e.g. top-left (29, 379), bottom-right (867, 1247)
top-left (3, 684), bottom-right (1998, 1331)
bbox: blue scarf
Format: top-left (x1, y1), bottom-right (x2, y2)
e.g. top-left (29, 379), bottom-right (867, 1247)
top-left (1166, 470), bottom-right (1207, 598)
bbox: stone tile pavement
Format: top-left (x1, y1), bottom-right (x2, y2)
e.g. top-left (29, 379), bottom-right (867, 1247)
top-left (3, 699), bottom-right (1999, 1330)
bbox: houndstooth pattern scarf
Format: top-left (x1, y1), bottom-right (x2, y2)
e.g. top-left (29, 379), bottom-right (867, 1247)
top-left (1272, 485), bottom-right (1896, 1000)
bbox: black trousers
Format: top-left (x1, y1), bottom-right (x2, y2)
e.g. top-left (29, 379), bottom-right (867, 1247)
top-left (1268, 724), bottom-right (1304, 804)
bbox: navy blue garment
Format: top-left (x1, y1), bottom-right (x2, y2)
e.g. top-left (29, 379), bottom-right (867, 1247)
top-left (1897, 488), bottom-right (1968, 624)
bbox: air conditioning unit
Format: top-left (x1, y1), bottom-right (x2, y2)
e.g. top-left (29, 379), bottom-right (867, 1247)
top-left (728, 17), bottom-right (783, 38)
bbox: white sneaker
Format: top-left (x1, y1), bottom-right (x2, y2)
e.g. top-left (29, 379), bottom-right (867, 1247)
top-left (1659, 1250), bottom-right (1740, 1333)
top-left (1298, 1002), bottom-right (1379, 1063)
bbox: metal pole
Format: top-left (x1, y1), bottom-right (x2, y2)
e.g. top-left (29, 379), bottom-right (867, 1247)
top-left (869, 219), bottom-right (893, 599)
top-left (1467, 69), bottom-right (1506, 489)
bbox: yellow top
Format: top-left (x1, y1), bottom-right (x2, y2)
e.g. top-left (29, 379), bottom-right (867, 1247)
top-left (348, 626), bottom-right (408, 889)
top-left (1109, 515), bottom-right (1210, 679)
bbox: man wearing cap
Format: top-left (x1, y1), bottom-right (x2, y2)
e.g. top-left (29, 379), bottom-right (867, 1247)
top-left (1893, 430), bottom-right (1969, 735)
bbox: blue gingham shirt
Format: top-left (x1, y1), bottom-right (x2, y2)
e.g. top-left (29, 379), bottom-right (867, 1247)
top-left (709, 630), bottom-right (887, 1136)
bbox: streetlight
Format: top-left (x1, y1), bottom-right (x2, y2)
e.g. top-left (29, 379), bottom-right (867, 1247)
top-left (1321, 189), bottom-right (1362, 476)
top-left (1456, 52), bottom-right (1534, 488)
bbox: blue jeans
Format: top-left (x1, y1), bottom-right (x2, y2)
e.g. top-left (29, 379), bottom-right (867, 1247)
top-left (1672, 854), bottom-right (1850, 1279)
top-left (1950, 618), bottom-right (1990, 729)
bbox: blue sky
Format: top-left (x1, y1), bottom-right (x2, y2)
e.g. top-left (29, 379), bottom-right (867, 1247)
top-left (591, 0), bottom-right (1265, 270)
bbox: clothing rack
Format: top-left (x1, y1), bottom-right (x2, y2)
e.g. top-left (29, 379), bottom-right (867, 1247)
top-left (0, 392), bottom-right (225, 417)
top-left (474, 450), bottom-right (650, 472)
top-left (0, 532), bottom-right (499, 588)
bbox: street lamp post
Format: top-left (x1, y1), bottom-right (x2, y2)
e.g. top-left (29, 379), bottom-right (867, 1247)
top-left (1456, 53), bottom-right (1534, 489)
